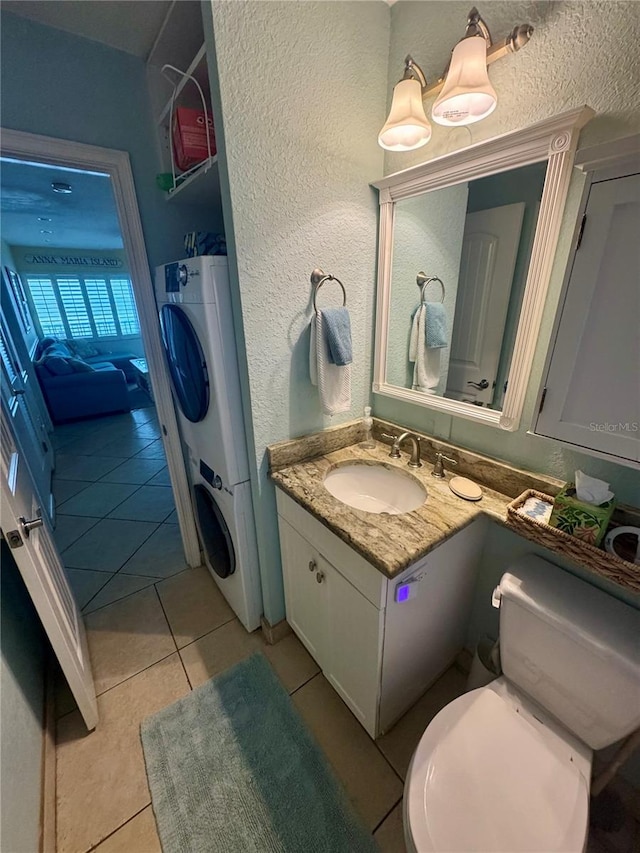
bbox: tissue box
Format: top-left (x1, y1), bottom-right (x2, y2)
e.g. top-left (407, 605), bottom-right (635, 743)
top-left (549, 483), bottom-right (616, 547)
top-left (172, 107), bottom-right (215, 173)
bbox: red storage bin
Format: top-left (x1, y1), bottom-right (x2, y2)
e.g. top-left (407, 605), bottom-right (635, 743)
top-left (172, 107), bottom-right (215, 173)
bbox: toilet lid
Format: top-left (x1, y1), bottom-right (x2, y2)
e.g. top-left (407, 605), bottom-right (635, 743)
top-left (405, 686), bottom-right (589, 853)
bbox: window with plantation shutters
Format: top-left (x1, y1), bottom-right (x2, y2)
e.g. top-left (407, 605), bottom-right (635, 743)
top-left (109, 277), bottom-right (140, 336)
top-left (24, 274), bottom-right (140, 341)
top-left (25, 277), bottom-right (66, 338)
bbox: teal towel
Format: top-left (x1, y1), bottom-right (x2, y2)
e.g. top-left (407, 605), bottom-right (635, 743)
top-left (424, 302), bottom-right (448, 348)
top-left (322, 307), bottom-right (353, 366)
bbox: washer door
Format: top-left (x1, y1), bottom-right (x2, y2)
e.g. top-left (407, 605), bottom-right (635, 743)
top-left (193, 484), bottom-right (236, 578)
top-left (159, 304), bottom-right (209, 423)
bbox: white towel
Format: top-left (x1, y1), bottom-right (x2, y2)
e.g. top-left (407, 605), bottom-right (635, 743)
top-left (310, 311), bottom-right (351, 415)
top-left (409, 304), bottom-right (440, 394)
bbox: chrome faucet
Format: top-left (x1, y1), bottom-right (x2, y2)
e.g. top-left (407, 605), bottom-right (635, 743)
top-left (382, 431), bottom-right (422, 468)
top-left (432, 451), bottom-right (457, 478)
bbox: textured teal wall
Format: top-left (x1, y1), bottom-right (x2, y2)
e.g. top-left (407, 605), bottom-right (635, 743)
top-left (206, 1), bottom-right (390, 622)
top-left (0, 544), bottom-right (46, 853)
top-left (0, 11), bottom-right (221, 270)
top-left (376, 0), bottom-right (640, 504)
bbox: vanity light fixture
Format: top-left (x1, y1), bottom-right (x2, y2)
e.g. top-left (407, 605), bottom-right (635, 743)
top-left (379, 7), bottom-right (534, 149)
top-left (378, 56), bottom-right (432, 152)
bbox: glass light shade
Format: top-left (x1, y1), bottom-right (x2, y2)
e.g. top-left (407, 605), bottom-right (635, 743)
top-left (432, 36), bottom-right (497, 126)
top-left (378, 78), bottom-right (432, 151)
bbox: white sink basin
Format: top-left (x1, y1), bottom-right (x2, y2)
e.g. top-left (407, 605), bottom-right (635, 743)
top-left (323, 462), bottom-right (426, 515)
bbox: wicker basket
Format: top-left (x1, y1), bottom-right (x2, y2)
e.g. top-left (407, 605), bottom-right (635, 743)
top-left (506, 490), bottom-right (640, 594)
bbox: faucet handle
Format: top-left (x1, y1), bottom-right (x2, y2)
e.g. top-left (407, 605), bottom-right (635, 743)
top-left (381, 432), bottom-right (401, 459)
top-left (432, 451), bottom-right (457, 478)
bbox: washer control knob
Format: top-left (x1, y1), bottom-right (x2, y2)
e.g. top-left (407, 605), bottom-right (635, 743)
top-left (214, 475), bottom-right (223, 490)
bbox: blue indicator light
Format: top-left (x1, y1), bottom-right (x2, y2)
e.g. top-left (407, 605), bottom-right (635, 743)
top-left (396, 584), bottom-right (410, 603)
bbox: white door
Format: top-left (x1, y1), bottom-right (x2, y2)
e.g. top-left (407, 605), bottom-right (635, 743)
top-left (0, 316), bottom-right (53, 518)
top-left (446, 202), bottom-right (525, 405)
top-left (536, 173), bottom-right (640, 462)
top-left (0, 400), bottom-right (97, 730)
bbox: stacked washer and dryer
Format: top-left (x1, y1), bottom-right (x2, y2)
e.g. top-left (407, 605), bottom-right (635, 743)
top-left (155, 257), bottom-right (261, 631)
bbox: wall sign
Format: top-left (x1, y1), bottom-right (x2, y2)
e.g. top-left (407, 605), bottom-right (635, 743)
top-left (23, 254), bottom-right (124, 268)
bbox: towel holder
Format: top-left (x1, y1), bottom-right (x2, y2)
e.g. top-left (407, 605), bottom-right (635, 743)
top-left (311, 268), bottom-right (347, 312)
top-left (417, 272), bottom-right (445, 304)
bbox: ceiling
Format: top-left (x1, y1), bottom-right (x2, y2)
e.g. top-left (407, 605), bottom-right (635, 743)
top-left (0, 159), bottom-right (124, 250)
top-left (1, 0), bottom-right (171, 60)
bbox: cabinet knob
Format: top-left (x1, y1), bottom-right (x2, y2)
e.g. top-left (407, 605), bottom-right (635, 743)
top-left (308, 560), bottom-right (316, 573)
top-left (316, 571), bottom-right (325, 584)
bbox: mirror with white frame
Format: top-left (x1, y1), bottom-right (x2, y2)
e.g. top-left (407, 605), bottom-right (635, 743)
top-left (373, 107), bottom-right (594, 431)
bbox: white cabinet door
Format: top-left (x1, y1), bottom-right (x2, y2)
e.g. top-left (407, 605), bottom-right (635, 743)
top-left (324, 561), bottom-right (383, 737)
top-left (536, 173), bottom-right (640, 463)
top-left (278, 517), bottom-right (328, 667)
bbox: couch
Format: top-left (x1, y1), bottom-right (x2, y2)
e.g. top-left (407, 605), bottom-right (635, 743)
top-left (34, 339), bottom-right (133, 423)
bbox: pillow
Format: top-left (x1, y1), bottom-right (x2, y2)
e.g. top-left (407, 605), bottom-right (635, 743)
top-left (67, 358), bottom-right (95, 373)
top-left (70, 340), bottom-right (100, 359)
top-left (43, 356), bottom-right (74, 376)
top-left (45, 342), bottom-right (73, 358)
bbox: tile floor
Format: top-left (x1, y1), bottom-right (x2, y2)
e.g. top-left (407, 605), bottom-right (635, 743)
top-left (53, 407), bottom-right (184, 615)
top-left (54, 411), bottom-right (639, 853)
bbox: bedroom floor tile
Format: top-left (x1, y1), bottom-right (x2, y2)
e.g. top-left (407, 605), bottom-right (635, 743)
top-left (84, 573), bottom-right (159, 615)
top-left (100, 457), bottom-right (166, 485)
top-left (53, 514), bottom-right (100, 552)
top-left (62, 518), bottom-right (159, 572)
top-left (108, 485), bottom-right (174, 523)
top-left (120, 523), bottom-right (186, 579)
top-left (58, 481), bottom-right (140, 517)
top-left (65, 568), bottom-right (113, 610)
top-left (55, 454), bottom-right (126, 482)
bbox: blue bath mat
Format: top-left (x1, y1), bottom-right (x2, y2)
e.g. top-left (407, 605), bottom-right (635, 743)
top-left (141, 654), bottom-right (378, 852)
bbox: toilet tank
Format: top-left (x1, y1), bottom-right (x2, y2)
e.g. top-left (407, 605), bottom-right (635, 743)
top-left (494, 556), bottom-right (640, 750)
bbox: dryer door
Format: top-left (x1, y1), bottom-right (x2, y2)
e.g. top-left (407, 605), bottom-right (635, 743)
top-left (193, 484), bottom-right (236, 578)
top-left (159, 304), bottom-right (209, 423)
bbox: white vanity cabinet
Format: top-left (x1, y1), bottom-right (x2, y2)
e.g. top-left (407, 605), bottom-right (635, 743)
top-left (535, 157), bottom-right (639, 465)
top-left (276, 489), bottom-right (484, 738)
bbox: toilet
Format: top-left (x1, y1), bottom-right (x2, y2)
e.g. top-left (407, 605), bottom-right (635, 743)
top-left (404, 555), bottom-right (640, 853)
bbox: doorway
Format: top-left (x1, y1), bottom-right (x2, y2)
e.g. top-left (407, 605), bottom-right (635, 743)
top-left (0, 128), bottom-right (201, 725)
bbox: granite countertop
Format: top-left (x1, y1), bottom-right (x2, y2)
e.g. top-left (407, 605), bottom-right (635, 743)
top-left (268, 419), bottom-right (640, 593)
top-left (270, 440), bottom-right (512, 578)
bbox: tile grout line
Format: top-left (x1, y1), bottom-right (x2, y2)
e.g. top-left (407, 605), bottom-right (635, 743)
top-left (289, 670), bottom-right (322, 697)
top-left (153, 585), bottom-right (193, 691)
top-left (84, 803), bottom-right (152, 852)
top-left (171, 613), bottom-right (238, 655)
top-left (371, 794), bottom-right (404, 835)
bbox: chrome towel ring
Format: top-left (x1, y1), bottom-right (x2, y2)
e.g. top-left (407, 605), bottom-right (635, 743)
top-left (311, 268), bottom-right (347, 312)
top-left (416, 272), bottom-right (445, 304)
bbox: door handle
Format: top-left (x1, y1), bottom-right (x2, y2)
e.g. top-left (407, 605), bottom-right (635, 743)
top-left (19, 514), bottom-right (43, 536)
top-left (12, 388), bottom-right (26, 396)
top-left (467, 379), bottom-right (489, 390)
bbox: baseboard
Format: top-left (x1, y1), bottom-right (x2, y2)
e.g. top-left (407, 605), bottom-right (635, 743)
top-left (39, 658), bottom-right (56, 853)
top-left (260, 616), bottom-right (292, 646)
